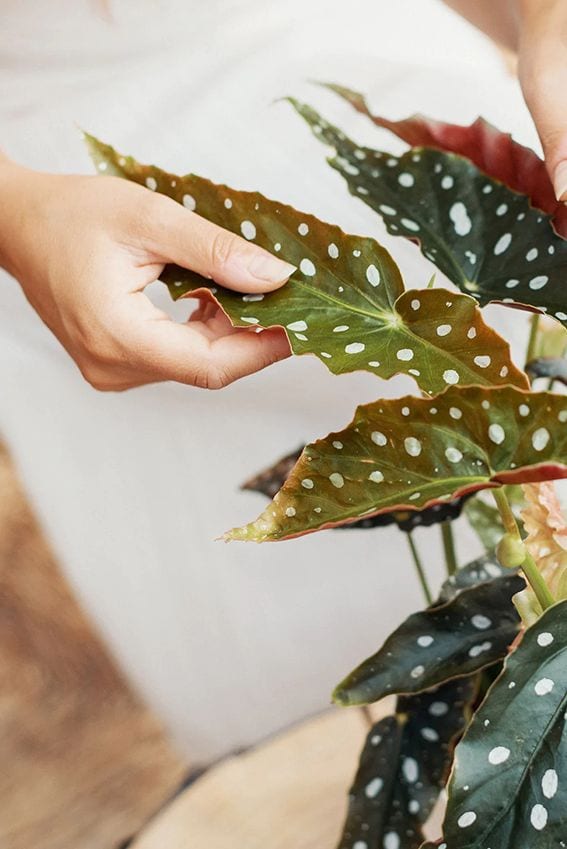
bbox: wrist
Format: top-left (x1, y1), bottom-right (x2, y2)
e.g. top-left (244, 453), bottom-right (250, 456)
top-left (0, 157), bottom-right (42, 279)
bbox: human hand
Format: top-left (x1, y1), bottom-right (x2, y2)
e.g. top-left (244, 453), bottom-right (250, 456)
top-left (0, 157), bottom-right (295, 391)
top-left (516, 0), bottom-right (567, 200)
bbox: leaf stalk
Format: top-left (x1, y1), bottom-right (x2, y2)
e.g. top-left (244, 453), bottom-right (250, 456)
top-left (406, 531), bottom-right (433, 605)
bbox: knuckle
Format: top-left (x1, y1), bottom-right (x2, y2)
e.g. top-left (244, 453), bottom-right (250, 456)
top-left (193, 362), bottom-right (233, 390)
top-left (210, 230), bottom-right (243, 276)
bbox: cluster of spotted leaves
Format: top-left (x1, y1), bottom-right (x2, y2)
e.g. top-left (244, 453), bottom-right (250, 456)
top-left (334, 559), bottom-right (516, 849)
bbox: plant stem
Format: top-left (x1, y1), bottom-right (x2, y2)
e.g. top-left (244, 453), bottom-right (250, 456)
top-left (492, 488), bottom-right (555, 611)
top-left (406, 531), bottom-right (433, 605)
top-left (441, 520), bottom-right (458, 577)
top-left (526, 313), bottom-right (540, 365)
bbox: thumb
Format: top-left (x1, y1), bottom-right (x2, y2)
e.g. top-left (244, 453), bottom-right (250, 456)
top-left (519, 19), bottom-right (567, 199)
top-left (148, 194), bottom-right (297, 292)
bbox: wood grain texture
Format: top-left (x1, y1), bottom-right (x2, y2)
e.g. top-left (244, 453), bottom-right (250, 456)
top-left (0, 444), bottom-right (185, 849)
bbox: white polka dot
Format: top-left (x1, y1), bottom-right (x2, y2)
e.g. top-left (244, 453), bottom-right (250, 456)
top-left (519, 404), bottom-right (530, 417)
top-left (421, 727), bottom-right (440, 742)
top-left (401, 218), bottom-right (420, 232)
top-left (488, 746), bottom-right (510, 765)
top-left (443, 369), bottom-right (460, 385)
top-left (446, 447), bottom-right (463, 463)
top-left (328, 243), bottom-right (339, 259)
top-left (97, 161), bottom-right (108, 171)
top-left (458, 811), bottom-right (477, 828)
top-left (496, 203), bottom-right (508, 216)
top-left (417, 635), bottom-right (434, 647)
top-left (488, 424), bottom-right (505, 445)
top-left (145, 176), bottom-right (157, 191)
top-left (240, 316), bottom-right (259, 324)
top-left (449, 202), bottom-right (472, 236)
top-left (529, 275), bottom-right (549, 290)
top-left (345, 342), bottom-right (365, 354)
top-left (437, 324), bottom-right (452, 336)
top-left (532, 427), bottom-right (550, 451)
top-left (410, 665), bottom-right (425, 679)
top-left (287, 320), bottom-right (308, 332)
top-left (429, 701), bottom-right (448, 717)
top-left (300, 258), bottom-right (316, 276)
top-left (366, 264), bottom-right (381, 287)
top-left (353, 843), bottom-right (368, 849)
top-left (530, 804), bottom-right (548, 831)
top-left (469, 641), bottom-right (492, 657)
top-left (285, 507), bottom-right (296, 517)
top-left (297, 222), bottom-right (309, 235)
top-left (542, 769), bottom-right (558, 799)
top-left (450, 407), bottom-right (462, 420)
top-left (240, 220), bottom-right (256, 240)
top-left (467, 327), bottom-right (477, 339)
top-left (329, 473), bottom-right (344, 488)
top-left (403, 757), bottom-right (419, 782)
top-left (333, 325), bottom-right (349, 333)
top-left (472, 614), bottom-right (492, 630)
top-left (379, 204), bottom-right (397, 215)
top-left (405, 437), bottom-right (422, 457)
top-left (383, 833), bottom-right (400, 849)
top-left (224, 198), bottom-right (233, 209)
top-left (274, 242), bottom-right (281, 252)
top-left (441, 175), bottom-right (454, 189)
top-left (365, 777), bottom-right (383, 798)
top-left (494, 233), bottom-right (512, 255)
top-left (397, 349), bottom-right (414, 361)
top-left (538, 632), bottom-right (554, 647)
top-left (332, 441), bottom-right (343, 450)
top-left (506, 279), bottom-right (519, 289)
top-left (526, 247), bottom-right (538, 261)
top-left (371, 431), bottom-right (387, 447)
top-left (399, 172), bottom-right (415, 187)
top-left (369, 470), bottom-right (384, 483)
top-left (474, 355), bottom-right (491, 368)
top-left (410, 299), bottom-right (420, 311)
top-left (535, 678), bottom-right (554, 696)
top-left (301, 479), bottom-right (314, 490)
top-left (408, 800), bottom-right (420, 814)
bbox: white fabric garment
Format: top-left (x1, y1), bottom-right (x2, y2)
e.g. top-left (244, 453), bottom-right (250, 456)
top-left (0, 0), bottom-right (538, 761)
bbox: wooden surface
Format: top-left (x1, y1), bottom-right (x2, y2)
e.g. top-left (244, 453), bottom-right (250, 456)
top-left (132, 706), bottom-right (390, 849)
top-left (0, 444), bottom-right (185, 849)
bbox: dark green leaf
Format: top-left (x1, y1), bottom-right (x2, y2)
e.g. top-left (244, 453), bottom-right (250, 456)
top-left (437, 554), bottom-right (509, 603)
top-left (438, 600), bottom-right (567, 848)
top-left (290, 100), bottom-right (567, 329)
top-left (526, 357), bottom-right (567, 386)
top-left (85, 133), bottom-right (527, 396)
top-left (338, 679), bottom-right (477, 849)
top-left (333, 573), bottom-right (523, 706)
top-left (226, 385), bottom-right (567, 542)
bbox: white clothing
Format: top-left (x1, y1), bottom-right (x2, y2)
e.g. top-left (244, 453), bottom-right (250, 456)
top-left (0, 0), bottom-right (536, 760)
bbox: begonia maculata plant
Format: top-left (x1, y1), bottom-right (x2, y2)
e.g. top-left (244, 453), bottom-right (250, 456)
top-left (87, 84), bottom-right (567, 847)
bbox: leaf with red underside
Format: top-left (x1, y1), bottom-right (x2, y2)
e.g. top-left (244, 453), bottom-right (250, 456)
top-left (324, 83), bottom-right (567, 238)
top-left (225, 386), bottom-right (567, 542)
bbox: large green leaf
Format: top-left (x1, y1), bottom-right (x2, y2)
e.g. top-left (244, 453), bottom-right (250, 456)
top-left (333, 570), bottom-right (523, 706)
top-left (290, 100), bottom-right (567, 329)
top-left (85, 134), bottom-right (527, 396)
top-left (435, 600), bottom-right (567, 848)
top-left (226, 385), bottom-right (567, 542)
top-left (242, 447), bottom-right (473, 532)
top-left (338, 679), bottom-right (477, 849)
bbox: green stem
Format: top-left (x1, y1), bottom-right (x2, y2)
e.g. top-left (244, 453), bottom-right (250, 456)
top-left (526, 313), bottom-right (540, 365)
top-left (441, 520), bottom-right (458, 577)
top-left (492, 489), bottom-right (554, 611)
top-left (406, 531), bottom-right (433, 605)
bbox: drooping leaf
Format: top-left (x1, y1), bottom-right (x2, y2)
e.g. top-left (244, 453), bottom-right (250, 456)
top-left (530, 315), bottom-right (567, 360)
top-left (290, 100), bottom-right (567, 329)
top-left (226, 385), bottom-right (567, 542)
top-left (338, 678), bottom-right (477, 849)
top-left (332, 572), bottom-right (523, 706)
top-left (436, 554), bottom-right (509, 603)
top-left (323, 83), bottom-right (567, 237)
top-left (437, 600), bottom-right (567, 848)
top-left (526, 357), bottom-right (567, 386)
top-left (242, 447), bottom-right (473, 532)
top-left (85, 133), bottom-right (527, 395)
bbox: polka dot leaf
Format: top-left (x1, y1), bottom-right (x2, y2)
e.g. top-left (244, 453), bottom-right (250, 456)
top-left (242, 446), bottom-right (473, 532)
top-left (435, 599), bottom-right (567, 848)
top-left (332, 567), bottom-right (523, 706)
top-left (226, 385), bottom-right (567, 542)
top-left (322, 83), bottom-right (567, 237)
top-left (291, 100), bottom-right (567, 329)
top-left (84, 133), bottom-right (527, 396)
top-left (337, 679), bottom-right (478, 849)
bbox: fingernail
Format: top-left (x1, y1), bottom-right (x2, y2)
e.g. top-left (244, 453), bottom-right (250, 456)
top-left (553, 160), bottom-right (567, 202)
top-left (247, 253), bottom-right (297, 284)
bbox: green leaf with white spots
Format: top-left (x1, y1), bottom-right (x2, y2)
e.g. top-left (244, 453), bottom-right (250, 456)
top-left (85, 133), bottom-right (527, 395)
top-left (332, 572), bottom-right (523, 706)
top-left (226, 385), bottom-right (567, 542)
top-left (436, 554), bottom-right (509, 603)
top-left (290, 100), bottom-right (567, 329)
top-left (436, 600), bottom-right (567, 848)
top-left (337, 679), bottom-right (478, 849)
top-left (242, 446), bottom-right (473, 532)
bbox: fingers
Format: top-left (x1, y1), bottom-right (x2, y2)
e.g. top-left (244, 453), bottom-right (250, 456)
top-left (146, 194), bottom-right (296, 293)
top-left (518, 5), bottom-right (567, 198)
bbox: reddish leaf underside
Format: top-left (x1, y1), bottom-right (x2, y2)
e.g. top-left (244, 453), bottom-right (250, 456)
top-left (226, 386), bottom-right (567, 542)
top-left (325, 83), bottom-right (567, 238)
